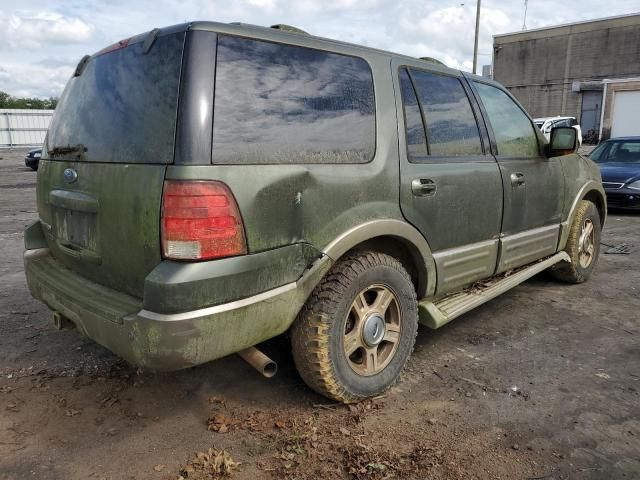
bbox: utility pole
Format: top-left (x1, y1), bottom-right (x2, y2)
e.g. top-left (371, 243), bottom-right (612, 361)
top-left (472, 0), bottom-right (481, 74)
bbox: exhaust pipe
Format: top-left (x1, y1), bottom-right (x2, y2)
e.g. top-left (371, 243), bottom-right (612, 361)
top-left (237, 347), bottom-right (278, 378)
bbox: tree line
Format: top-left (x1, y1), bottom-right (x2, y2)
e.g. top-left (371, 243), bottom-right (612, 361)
top-left (0, 91), bottom-right (58, 110)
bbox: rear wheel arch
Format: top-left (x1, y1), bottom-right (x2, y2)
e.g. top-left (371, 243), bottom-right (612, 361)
top-left (347, 236), bottom-right (427, 298)
top-left (322, 220), bottom-right (435, 298)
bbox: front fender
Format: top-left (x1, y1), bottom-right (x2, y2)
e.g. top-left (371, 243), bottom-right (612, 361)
top-left (558, 180), bottom-right (607, 250)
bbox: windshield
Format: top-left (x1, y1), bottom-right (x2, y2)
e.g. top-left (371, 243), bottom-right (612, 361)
top-left (590, 140), bottom-right (640, 164)
top-left (46, 31), bottom-right (185, 163)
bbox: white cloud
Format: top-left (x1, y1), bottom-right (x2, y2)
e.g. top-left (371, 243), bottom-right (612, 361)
top-left (0, 0), bottom-right (639, 98)
top-left (0, 62), bottom-right (73, 98)
top-left (0, 10), bottom-right (96, 49)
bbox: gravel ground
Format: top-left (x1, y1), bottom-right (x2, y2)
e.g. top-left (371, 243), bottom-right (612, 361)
top-left (0, 148), bottom-right (638, 480)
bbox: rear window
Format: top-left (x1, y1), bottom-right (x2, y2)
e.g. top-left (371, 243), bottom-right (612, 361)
top-left (212, 35), bottom-right (376, 164)
top-left (46, 32), bottom-right (185, 164)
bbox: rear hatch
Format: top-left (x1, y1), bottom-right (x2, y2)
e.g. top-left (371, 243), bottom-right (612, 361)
top-left (37, 28), bottom-right (186, 298)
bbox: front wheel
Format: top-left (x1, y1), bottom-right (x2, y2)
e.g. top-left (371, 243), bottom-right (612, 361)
top-left (291, 251), bottom-right (418, 403)
top-left (551, 200), bottom-right (601, 283)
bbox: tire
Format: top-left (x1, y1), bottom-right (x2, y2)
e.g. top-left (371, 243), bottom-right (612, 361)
top-left (551, 200), bottom-right (601, 283)
top-left (291, 251), bottom-right (418, 403)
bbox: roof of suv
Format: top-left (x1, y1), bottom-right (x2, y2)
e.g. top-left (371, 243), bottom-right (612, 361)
top-left (186, 20), bottom-right (492, 84)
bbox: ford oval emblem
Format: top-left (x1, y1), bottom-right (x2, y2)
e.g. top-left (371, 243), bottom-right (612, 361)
top-left (63, 168), bottom-right (78, 184)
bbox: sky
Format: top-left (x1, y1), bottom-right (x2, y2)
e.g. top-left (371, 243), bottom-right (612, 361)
top-left (1, 0), bottom-right (639, 98)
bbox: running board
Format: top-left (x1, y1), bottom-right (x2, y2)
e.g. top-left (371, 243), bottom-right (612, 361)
top-left (418, 251), bottom-right (570, 329)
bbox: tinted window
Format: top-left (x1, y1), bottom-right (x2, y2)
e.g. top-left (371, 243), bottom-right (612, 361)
top-left (474, 82), bottom-right (539, 157)
top-left (592, 141), bottom-right (640, 163)
top-left (212, 35), bottom-right (375, 164)
top-left (399, 68), bottom-right (427, 157)
top-left (46, 32), bottom-right (185, 163)
top-left (410, 69), bottom-right (482, 156)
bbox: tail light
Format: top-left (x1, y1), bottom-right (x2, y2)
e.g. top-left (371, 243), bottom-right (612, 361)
top-left (161, 180), bottom-right (247, 261)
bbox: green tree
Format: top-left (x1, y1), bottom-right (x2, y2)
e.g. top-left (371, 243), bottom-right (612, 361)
top-left (0, 90), bottom-right (58, 110)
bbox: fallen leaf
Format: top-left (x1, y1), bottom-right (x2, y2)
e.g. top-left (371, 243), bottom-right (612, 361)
top-left (340, 427), bottom-right (350, 436)
top-left (274, 420), bottom-right (286, 429)
top-left (153, 464), bottom-right (165, 472)
top-left (180, 448), bottom-right (240, 477)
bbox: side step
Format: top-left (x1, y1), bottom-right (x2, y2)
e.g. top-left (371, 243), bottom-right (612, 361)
top-left (418, 251), bottom-right (570, 329)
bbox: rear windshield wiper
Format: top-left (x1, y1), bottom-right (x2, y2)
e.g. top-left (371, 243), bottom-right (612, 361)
top-left (48, 144), bottom-right (88, 158)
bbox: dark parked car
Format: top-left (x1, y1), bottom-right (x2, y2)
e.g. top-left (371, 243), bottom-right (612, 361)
top-left (24, 148), bottom-right (42, 171)
top-left (590, 137), bottom-right (640, 210)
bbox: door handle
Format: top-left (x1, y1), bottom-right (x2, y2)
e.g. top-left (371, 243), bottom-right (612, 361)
top-left (510, 172), bottom-right (525, 187)
top-left (411, 178), bottom-right (436, 197)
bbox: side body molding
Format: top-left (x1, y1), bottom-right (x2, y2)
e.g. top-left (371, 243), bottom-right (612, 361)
top-left (558, 181), bottom-right (607, 251)
top-left (323, 219), bottom-right (436, 298)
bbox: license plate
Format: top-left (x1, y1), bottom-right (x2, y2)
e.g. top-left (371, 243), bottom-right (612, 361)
top-left (53, 208), bottom-right (98, 251)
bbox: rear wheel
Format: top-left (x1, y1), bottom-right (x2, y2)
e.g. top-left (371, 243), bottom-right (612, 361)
top-left (551, 200), bottom-right (601, 283)
top-left (291, 251), bottom-right (418, 403)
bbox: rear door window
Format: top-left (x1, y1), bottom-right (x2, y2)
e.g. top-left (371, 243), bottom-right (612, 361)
top-left (398, 68), bottom-right (428, 157)
top-left (212, 35), bottom-right (375, 164)
top-left (473, 82), bottom-right (539, 157)
top-left (409, 69), bottom-right (482, 157)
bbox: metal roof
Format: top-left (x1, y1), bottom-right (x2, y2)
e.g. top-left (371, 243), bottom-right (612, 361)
top-left (494, 12), bottom-right (640, 39)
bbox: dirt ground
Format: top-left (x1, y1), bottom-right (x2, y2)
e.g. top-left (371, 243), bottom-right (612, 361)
top-left (1, 148), bottom-right (638, 480)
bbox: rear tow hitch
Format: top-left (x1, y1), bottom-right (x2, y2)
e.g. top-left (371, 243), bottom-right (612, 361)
top-left (52, 312), bottom-right (75, 330)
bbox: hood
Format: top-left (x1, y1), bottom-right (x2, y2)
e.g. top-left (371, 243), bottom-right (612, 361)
top-left (599, 163), bottom-right (640, 185)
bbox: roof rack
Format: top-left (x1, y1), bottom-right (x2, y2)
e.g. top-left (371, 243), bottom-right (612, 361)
top-left (419, 57), bottom-right (446, 66)
top-left (270, 24), bottom-right (309, 35)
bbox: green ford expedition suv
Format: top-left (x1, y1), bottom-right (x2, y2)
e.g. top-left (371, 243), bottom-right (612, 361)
top-left (24, 22), bottom-right (606, 403)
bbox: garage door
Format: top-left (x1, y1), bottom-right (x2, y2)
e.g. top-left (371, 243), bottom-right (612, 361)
top-left (611, 90), bottom-right (640, 138)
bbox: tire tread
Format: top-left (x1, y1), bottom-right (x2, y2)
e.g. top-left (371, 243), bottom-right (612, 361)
top-left (291, 251), bottom-right (417, 403)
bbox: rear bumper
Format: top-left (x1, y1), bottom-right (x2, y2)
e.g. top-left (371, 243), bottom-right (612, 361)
top-left (24, 248), bottom-right (330, 370)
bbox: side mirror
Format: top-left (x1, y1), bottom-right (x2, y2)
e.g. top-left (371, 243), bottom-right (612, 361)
top-left (546, 126), bottom-right (577, 157)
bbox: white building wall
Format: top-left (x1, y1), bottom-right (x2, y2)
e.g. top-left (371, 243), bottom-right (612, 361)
top-left (0, 109), bottom-right (54, 147)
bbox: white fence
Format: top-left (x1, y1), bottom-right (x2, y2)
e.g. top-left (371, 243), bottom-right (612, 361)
top-left (0, 109), bottom-right (54, 148)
